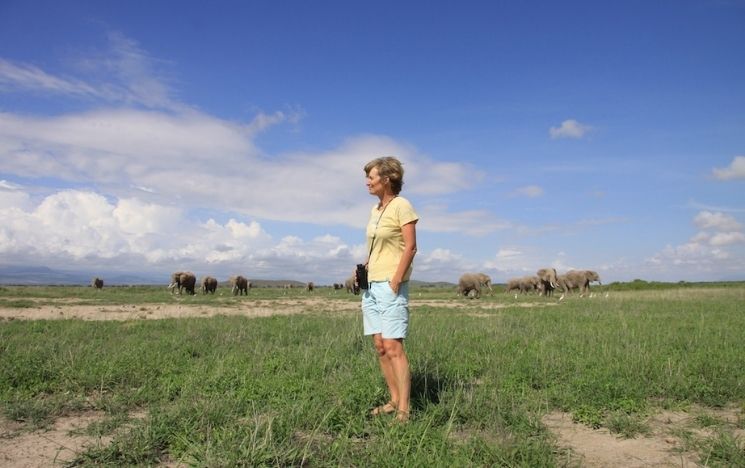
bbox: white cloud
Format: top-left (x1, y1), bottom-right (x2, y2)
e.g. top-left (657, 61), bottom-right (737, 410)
top-left (694, 211), bottom-right (742, 232)
top-left (645, 210), bottom-right (745, 278)
top-left (712, 156), bottom-right (745, 180)
top-left (549, 119), bottom-right (592, 139)
top-left (0, 188), bottom-right (366, 280)
top-left (496, 248), bottom-right (522, 259)
top-left (416, 204), bottom-right (513, 236)
top-left (0, 108), bottom-right (479, 230)
top-left (709, 232), bottom-right (745, 246)
top-left (0, 58), bottom-right (104, 99)
top-left (415, 248), bottom-right (472, 282)
top-left (0, 32), bottom-right (186, 112)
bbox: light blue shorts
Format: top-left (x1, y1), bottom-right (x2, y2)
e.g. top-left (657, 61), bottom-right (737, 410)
top-left (361, 281), bottom-right (409, 339)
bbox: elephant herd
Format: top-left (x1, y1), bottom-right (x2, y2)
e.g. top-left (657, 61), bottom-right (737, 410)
top-left (456, 268), bottom-right (601, 299)
top-left (167, 272), bottom-right (252, 296)
top-left (503, 268), bottom-right (601, 298)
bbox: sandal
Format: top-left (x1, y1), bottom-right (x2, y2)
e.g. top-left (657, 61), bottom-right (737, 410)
top-left (395, 409), bottom-right (410, 423)
top-left (370, 401), bottom-right (397, 416)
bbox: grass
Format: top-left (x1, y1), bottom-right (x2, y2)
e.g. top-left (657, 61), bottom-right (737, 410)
top-left (0, 284), bottom-right (744, 465)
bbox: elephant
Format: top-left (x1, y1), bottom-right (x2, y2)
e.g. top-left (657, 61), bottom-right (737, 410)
top-left (536, 268), bottom-right (558, 297)
top-left (229, 275), bottom-right (249, 295)
top-left (558, 270), bottom-right (601, 297)
top-left (91, 277), bottom-right (103, 289)
top-left (345, 276), bottom-right (360, 295)
top-left (201, 276), bottom-right (218, 294)
top-left (169, 271), bottom-right (196, 295)
top-left (505, 276), bottom-right (539, 294)
top-left (457, 273), bottom-right (483, 299)
top-left (475, 272), bottom-right (493, 295)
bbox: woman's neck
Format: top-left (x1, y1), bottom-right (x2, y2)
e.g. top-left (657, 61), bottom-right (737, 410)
top-left (378, 193), bottom-right (397, 210)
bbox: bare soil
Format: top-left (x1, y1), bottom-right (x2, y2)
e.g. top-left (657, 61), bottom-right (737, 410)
top-left (543, 405), bottom-right (744, 467)
top-left (0, 299), bottom-right (741, 467)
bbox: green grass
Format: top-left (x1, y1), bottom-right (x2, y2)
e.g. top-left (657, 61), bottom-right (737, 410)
top-left (1, 285), bottom-right (744, 466)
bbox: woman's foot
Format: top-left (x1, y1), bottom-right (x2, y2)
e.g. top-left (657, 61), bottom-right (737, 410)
top-left (395, 409), bottom-right (410, 423)
top-left (370, 401), bottom-right (397, 416)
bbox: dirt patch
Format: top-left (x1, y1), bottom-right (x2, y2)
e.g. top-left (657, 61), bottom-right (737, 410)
top-left (0, 298), bottom-right (362, 322)
top-left (543, 404), bottom-right (744, 467)
top-left (0, 410), bottom-right (153, 467)
top-left (1, 411), bottom-right (112, 467)
top-left (0, 297), bottom-right (553, 321)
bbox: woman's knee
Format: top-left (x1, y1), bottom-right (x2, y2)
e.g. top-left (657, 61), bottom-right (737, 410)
top-left (382, 339), bottom-right (404, 358)
top-left (372, 335), bottom-right (386, 356)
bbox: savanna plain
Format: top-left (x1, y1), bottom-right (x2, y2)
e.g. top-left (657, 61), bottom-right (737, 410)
top-left (0, 282), bottom-right (744, 467)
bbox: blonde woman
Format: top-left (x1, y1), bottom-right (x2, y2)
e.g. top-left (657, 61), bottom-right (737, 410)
top-left (361, 156), bottom-right (418, 422)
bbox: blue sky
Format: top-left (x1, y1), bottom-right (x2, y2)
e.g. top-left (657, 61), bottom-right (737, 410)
top-left (1, 0), bottom-right (744, 284)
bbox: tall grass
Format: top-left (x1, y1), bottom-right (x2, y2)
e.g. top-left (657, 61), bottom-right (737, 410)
top-left (0, 286), bottom-right (743, 465)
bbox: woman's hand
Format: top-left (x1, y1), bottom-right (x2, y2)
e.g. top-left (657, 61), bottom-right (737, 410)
top-left (389, 278), bottom-right (401, 295)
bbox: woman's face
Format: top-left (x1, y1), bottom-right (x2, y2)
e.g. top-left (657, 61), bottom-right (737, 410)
top-left (366, 166), bottom-right (387, 197)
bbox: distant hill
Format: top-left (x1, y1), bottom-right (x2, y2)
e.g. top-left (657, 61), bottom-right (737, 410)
top-left (0, 265), bottom-right (319, 288)
top-left (0, 265), bottom-right (161, 285)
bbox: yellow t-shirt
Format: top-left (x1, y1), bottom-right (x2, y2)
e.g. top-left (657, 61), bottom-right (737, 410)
top-left (366, 196), bottom-right (419, 282)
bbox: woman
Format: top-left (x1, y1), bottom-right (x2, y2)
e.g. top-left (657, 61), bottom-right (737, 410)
top-left (361, 156), bottom-right (418, 422)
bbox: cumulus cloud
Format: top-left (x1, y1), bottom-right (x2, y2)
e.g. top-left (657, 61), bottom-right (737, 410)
top-left (0, 188), bottom-right (368, 280)
top-left (694, 211), bottom-right (742, 232)
top-left (709, 232), bottom-right (745, 246)
top-left (712, 156), bottom-right (745, 180)
top-left (549, 119), bottom-right (592, 139)
top-left (646, 210), bottom-right (745, 278)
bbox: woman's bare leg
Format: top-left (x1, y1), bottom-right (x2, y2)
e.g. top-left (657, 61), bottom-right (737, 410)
top-left (373, 334), bottom-right (399, 405)
top-left (383, 338), bottom-right (410, 418)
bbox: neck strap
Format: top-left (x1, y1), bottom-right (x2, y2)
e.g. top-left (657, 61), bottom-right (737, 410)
top-left (368, 197), bottom-right (395, 259)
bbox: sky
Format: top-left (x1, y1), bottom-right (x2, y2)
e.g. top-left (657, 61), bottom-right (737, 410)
top-left (0, 0), bottom-right (744, 285)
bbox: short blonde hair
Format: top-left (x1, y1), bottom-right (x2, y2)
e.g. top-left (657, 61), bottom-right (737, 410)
top-left (364, 156), bottom-right (404, 195)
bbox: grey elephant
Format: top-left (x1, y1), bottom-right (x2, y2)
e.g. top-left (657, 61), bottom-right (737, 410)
top-left (475, 272), bottom-right (493, 295)
top-left (91, 277), bottom-right (104, 289)
top-left (505, 277), bottom-right (522, 294)
top-left (536, 268), bottom-right (558, 297)
top-left (345, 276), bottom-right (360, 295)
top-left (558, 270), bottom-right (601, 297)
top-left (229, 275), bottom-right (249, 295)
top-left (201, 276), bottom-right (218, 294)
top-left (506, 276), bottom-right (539, 294)
top-left (169, 271), bottom-right (196, 295)
top-left (457, 273), bottom-right (483, 298)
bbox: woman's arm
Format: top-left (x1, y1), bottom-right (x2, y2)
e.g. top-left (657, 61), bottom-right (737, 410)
top-left (389, 220), bottom-right (417, 294)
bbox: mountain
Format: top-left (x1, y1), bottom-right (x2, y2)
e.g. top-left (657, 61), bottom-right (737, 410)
top-left (0, 265), bottom-right (161, 285)
top-left (0, 266), bottom-right (325, 287)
